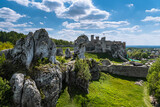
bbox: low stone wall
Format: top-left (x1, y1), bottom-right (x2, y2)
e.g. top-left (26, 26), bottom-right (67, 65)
top-left (99, 65), bottom-right (149, 78)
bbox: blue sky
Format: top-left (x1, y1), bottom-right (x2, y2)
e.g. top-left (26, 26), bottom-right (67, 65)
top-left (0, 0), bottom-right (160, 45)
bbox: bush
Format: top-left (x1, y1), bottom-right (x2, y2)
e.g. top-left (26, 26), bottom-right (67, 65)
top-left (0, 77), bottom-right (13, 106)
top-left (74, 58), bottom-right (91, 81)
top-left (56, 56), bottom-right (66, 64)
top-left (147, 58), bottom-right (160, 103)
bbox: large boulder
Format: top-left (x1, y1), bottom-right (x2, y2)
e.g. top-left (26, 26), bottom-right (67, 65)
top-left (56, 48), bottom-right (63, 56)
top-left (74, 35), bottom-right (89, 59)
top-left (88, 59), bottom-right (100, 81)
top-left (10, 73), bottom-right (41, 107)
top-left (65, 48), bottom-right (72, 58)
top-left (33, 64), bottom-right (62, 107)
top-left (10, 73), bottom-right (25, 107)
top-left (33, 29), bottom-right (56, 64)
top-left (111, 44), bottom-right (127, 60)
top-left (11, 32), bottom-right (34, 68)
top-left (21, 79), bottom-right (41, 107)
top-left (5, 29), bottom-right (57, 69)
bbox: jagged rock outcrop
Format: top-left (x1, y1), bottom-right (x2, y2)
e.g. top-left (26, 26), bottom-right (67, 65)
top-left (100, 59), bottom-right (111, 66)
top-left (33, 29), bottom-right (56, 64)
top-left (10, 73), bottom-right (25, 107)
top-left (12, 32), bottom-right (34, 68)
top-left (10, 73), bottom-right (41, 107)
top-left (21, 79), bottom-right (41, 107)
top-left (111, 44), bottom-right (127, 60)
top-left (65, 48), bottom-right (72, 58)
top-left (10, 64), bottom-right (62, 107)
top-left (88, 59), bottom-right (100, 81)
top-left (56, 48), bottom-right (63, 56)
top-left (2, 29), bottom-right (57, 69)
top-left (33, 64), bottom-right (62, 107)
top-left (74, 35), bottom-right (89, 59)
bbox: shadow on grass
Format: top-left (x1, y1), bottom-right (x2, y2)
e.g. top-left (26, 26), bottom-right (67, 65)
top-left (104, 72), bottom-right (147, 82)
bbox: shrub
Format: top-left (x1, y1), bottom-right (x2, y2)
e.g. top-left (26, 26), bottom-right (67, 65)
top-left (56, 56), bottom-right (66, 64)
top-left (0, 77), bottom-right (13, 106)
top-left (147, 58), bottom-right (160, 103)
top-left (74, 58), bottom-right (91, 81)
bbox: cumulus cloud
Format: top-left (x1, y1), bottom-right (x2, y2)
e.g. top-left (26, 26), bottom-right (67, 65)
top-left (62, 21), bottom-right (129, 29)
top-left (8, 0), bottom-right (110, 22)
top-left (0, 22), bottom-right (29, 28)
top-left (0, 7), bottom-right (26, 22)
top-left (117, 25), bottom-right (142, 32)
top-left (7, 0), bottom-right (30, 6)
top-left (40, 22), bottom-right (44, 25)
top-left (127, 4), bottom-right (134, 8)
top-left (145, 8), bottom-right (160, 13)
top-left (56, 29), bottom-right (85, 40)
top-left (142, 16), bottom-right (160, 22)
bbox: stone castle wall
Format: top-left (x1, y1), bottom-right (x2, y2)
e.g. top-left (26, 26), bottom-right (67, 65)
top-left (99, 65), bottom-right (149, 78)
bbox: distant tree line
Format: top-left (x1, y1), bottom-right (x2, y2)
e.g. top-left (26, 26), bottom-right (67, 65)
top-left (51, 38), bottom-right (73, 46)
top-left (0, 31), bottom-right (73, 47)
top-left (127, 48), bottom-right (149, 60)
top-left (0, 31), bottom-right (26, 45)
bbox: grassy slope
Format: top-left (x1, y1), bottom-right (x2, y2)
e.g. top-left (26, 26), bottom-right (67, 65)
top-left (57, 72), bottom-right (151, 107)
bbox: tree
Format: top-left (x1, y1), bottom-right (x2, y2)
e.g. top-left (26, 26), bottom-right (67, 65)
top-left (147, 58), bottom-right (160, 103)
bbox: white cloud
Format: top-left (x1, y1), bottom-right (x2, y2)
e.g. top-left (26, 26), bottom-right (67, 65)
top-left (9, 0), bottom-right (110, 22)
top-left (0, 7), bottom-right (26, 22)
top-left (44, 16), bottom-right (47, 19)
top-left (117, 25), bottom-right (142, 33)
top-left (29, 22), bottom-right (33, 24)
top-left (7, 0), bottom-right (30, 6)
top-left (40, 22), bottom-right (44, 25)
top-left (0, 22), bottom-right (29, 28)
top-left (56, 29), bottom-right (85, 40)
top-left (62, 21), bottom-right (129, 29)
top-left (145, 8), bottom-right (160, 13)
top-left (152, 30), bottom-right (160, 33)
top-left (127, 4), bottom-right (134, 8)
top-left (142, 16), bottom-right (160, 22)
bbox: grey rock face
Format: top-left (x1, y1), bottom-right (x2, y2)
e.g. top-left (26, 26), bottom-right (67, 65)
top-left (56, 48), bottom-right (63, 56)
top-left (74, 35), bottom-right (89, 59)
top-left (9, 29), bottom-right (56, 69)
top-left (33, 29), bottom-right (56, 64)
top-left (65, 48), bottom-right (72, 58)
top-left (21, 79), bottom-right (41, 107)
top-left (101, 59), bottom-right (111, 66)
top-left (0, 49), bottom-right (12, 59)
top-left (88, 59), bottom-right (100, 81)
top-left (10, 73), bottom-right (25, 107)
top-left (33, 64), bottom-right (62, 107)
top-left (12, 32), bottom-right (34, 68)
top-left (111, 44), bottom-right (127, 60)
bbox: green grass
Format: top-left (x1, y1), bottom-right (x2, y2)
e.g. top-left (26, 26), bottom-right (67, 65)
top-left (57, 72), bottom-right (151, 107)
top-left (85, 52), bottom-right (123, 64)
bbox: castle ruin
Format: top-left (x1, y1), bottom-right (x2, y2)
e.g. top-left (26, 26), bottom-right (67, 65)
top-left (86, 35), bottom-right (126, 53)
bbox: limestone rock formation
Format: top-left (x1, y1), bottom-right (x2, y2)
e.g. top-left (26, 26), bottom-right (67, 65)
top-left (88, 59), bottom-right (100, 81)
top-left (65, 48), bottom-right (72, 58)
top-left (10, 73), bottom-right (25, 107)
top-left (74, 35), bottom-right (89, 59)
top-left (111, 44), bottom-right (127, 60)
top-left (101, 59), bottom-right (111, 66)
top-left (33, 29), bottom-right (56, 64)
top-left (33, 64), bottom-right (62, 107)
top-left (21, 79), bottom-right (41, 107)
top-left (56, 48), bottom-right (63, 56)
top-left (11, 32), bottom-right (34, 68)
top-left (3, 29), bottom-right (56, 69)
top-left (10, 73), bottom-right (41, 107)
